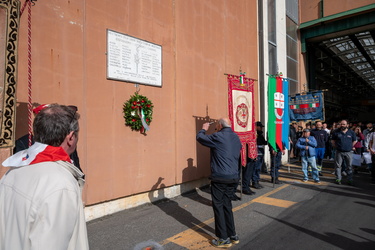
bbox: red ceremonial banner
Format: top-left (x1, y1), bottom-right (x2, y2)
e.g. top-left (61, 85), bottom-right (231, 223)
top-left (227, 74), bottom-right (257, 166)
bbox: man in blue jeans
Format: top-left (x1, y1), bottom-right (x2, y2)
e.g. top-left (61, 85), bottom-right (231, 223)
top-left (296, 129), bottom-right (320, 183)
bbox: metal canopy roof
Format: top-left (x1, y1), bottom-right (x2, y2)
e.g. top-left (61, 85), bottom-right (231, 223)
top-left (299, 6), bottom-right (375, 121)
top-left (323, 31), bottom-right (375, 90)
top-left (300, 6), bottom-right (375, 109)
top-left (311, 29), bottom-right (375, 102)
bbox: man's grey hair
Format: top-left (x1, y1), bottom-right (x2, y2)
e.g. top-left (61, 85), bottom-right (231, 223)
top-left (219, 118), bottom-right (231, 128)
top-left (33, 104), bottom-right (80, 147)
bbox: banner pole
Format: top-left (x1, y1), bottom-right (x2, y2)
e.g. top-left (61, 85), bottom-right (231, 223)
top-left (272, 151), bottom-right (275, 188)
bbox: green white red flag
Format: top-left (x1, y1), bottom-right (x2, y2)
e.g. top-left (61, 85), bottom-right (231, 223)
top-left (268, 76), bottom-right (289, 151)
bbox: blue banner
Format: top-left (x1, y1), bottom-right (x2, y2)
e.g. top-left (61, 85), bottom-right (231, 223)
top-left (289, 91), bottom-right (324, 121)
top-left (282, 78), bottom-right (290, 149)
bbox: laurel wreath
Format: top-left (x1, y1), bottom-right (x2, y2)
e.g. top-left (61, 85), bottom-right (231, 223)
top-left (123, 92), bottom-right (154, 132)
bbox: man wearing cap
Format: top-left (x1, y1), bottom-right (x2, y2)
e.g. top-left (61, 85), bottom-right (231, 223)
top-left (0, 104), bottom-right (88, 249)
top-left (251, 121), bottom-right (267, 189)
top-left (296, 129), bottom-right (320, 183)
top-left (331, 119), bottom-right (357, 185)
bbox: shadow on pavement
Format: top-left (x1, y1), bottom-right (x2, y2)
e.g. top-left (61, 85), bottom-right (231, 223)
top-left (254, 211), bottom-right (375, 250)
top-left (274, 158), bottom-right (375, 202)
top-left (181, 158), bottom-right (212, 207)
top-left (149, 177), bottom-right (215, 240)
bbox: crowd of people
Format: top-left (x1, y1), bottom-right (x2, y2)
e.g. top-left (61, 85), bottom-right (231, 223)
top-left (196, 118), bottom-right (375, 247)
top-left (289, 120), bottom-right (375, 185)
top-left (1, 108), bottom-right (374, 248)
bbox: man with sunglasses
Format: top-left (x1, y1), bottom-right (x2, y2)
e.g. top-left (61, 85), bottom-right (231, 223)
top-left (0, 104), bottom-right (88, 250)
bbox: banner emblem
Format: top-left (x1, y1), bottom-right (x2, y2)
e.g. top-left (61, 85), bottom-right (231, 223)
top-left (274, 92), bottom-right (284, 120)
top-left (236, 103), bottom-right (249, 128)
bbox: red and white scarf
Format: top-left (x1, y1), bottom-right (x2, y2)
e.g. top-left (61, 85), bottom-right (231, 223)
top-left (3, 142), bottom-right (72, 167)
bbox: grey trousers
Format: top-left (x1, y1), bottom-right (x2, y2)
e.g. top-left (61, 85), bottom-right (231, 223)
top-left (334, 151), bottom-right (353, 181)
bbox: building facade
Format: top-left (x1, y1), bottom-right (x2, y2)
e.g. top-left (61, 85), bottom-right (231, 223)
top-left (1, 0), bottom-right (374, 221)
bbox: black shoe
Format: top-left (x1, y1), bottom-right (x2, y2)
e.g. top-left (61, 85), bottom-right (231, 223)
top-left (231, 194), bottom-right (241, 201)
top-left (230, 235), bottom-right (240, 244)
top-left (275, 178), bottom-right (283, 184)
top-left (211, 238), bottom-right (232, 248)
top-left (242, 189), bottom-right (256, 195)
top-left (319, 172), bottom-right (323, 176)
top-left (252, 182), bottom-right (262, 189)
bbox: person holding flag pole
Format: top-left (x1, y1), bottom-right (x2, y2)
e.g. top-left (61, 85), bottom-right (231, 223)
top-left (269, 143), bottom-right (286, 184)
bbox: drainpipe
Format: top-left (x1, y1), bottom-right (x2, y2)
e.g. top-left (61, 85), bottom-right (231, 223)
top-left (258, 0), bottom-right (265, 123)
top-left (319, 0), bottom-right (324, 18)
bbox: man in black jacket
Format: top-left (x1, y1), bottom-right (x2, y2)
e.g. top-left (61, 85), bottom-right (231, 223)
top-left (311, 121), bottom-right (328, 176)
top-left (197, 118), bottom-right (242, 248)
top-left (289, 122), bottom-right (298, 158)
top-left (251, 121), bottom-right (267, 189)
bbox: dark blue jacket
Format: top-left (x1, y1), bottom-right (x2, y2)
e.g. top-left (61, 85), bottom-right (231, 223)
top-left (311, 129), bottom-right (328, 148)
top-left (196, 127), bottom-right (241, 182)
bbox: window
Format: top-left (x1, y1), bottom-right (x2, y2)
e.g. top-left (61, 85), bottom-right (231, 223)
top-left (286, 0), bottom-right (299, 95)
top-left (268, 0), bottom-right (277, 74)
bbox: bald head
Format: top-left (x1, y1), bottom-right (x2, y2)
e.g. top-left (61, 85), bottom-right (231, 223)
top-left (219, 118), bottom-right (231, 128)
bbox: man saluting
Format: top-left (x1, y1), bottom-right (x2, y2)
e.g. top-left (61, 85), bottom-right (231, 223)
top-left (197, 117), bottom-right (241, 248)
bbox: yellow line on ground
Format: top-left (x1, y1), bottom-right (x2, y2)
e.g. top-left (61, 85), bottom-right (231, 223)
top-left (160, 184), bottom-right (291, 249)
top-left (253, 196), bottom-right (296, 208)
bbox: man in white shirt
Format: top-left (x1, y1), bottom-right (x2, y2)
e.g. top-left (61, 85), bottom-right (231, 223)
top-left (368, 131), bottom-right (375, 184)
top-left (323, 122), bottom-right (330, 135)
top-left (0, 104), bottom-right (88, 250)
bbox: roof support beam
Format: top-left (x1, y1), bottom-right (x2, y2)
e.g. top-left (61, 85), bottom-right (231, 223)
top-left (300, 10), bottom-right (375, 52)
top-left (349, 34), bottom-right (375, 71)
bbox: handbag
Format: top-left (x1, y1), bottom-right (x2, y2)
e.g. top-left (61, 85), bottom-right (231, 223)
top-left (352, 153), bottom-right (362, 167)
top-left (362, 152), bottom-right (372, 164)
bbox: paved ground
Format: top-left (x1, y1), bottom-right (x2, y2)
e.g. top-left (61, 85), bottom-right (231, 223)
top-left (87, 159), bottom-right (375, 249)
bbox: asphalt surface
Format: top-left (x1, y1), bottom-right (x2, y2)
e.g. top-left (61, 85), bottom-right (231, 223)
top-left (87, 159), bottom-right (375, 249)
